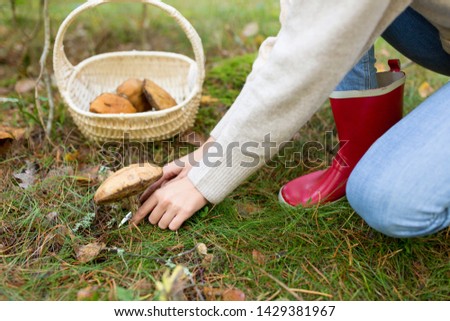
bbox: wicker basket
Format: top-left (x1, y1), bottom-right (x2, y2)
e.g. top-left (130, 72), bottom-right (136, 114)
top-left (53, 0), bottom-right (205, 142)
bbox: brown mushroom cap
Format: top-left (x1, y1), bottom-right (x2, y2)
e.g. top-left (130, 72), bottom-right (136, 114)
top-left (89, 93), bottom-right (137, 114)
top-left (94, 163), bottom-right (163, 204)
top-left (143, 79), bottom-right (177, 110)
top-left (116, 78), bottom-right (151, 113)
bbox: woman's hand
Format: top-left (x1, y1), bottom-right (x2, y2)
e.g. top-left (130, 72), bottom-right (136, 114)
top-left (138, 159), bottom-right (190, 204)
top-left (131, 176), bottom-right (207, 230)
top-left (132, 137), bottom-right (214, 230)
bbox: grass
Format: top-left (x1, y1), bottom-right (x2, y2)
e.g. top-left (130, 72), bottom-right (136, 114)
top-left (0, 1), bottom-right (449, 301)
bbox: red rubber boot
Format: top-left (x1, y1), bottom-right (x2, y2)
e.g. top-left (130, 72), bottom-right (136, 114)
top-left (279, 60), bottom-right (406, 207)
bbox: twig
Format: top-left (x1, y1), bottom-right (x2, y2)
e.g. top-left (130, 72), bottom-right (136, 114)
top-left (44, 71), bottom-right (55, 136)
top-left (9, 0), bottom-right (16, 25)
top-left (34, 0), bottom-right (54, 143)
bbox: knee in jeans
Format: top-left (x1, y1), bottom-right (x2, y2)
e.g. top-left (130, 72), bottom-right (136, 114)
top-left (346, 169), bottom-right (407, 237)
top-left (347, 171), bottom-right (448, 238)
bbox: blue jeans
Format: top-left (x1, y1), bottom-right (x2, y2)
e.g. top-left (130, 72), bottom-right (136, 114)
top-left (338, 8), bottom-right (450, 237)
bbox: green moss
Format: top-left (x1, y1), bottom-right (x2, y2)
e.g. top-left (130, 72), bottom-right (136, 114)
top-left (205, 53), bottom-right (256, 106)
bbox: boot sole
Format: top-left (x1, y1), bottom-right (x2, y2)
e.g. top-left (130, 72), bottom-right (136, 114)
top-left (278, 186), bottom-right (294, 207)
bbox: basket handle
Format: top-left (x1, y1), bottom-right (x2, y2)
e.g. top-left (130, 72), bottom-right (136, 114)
top-left (53, 0), bottom-right (205, 93)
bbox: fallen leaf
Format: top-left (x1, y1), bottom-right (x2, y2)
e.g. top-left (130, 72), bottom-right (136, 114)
top-left (0, 126), bottom-right (26, 155)
top-left (180, 130), bottom-right (207, 147)
top-left (203, 287), bottom-right (223, 300)
top-left (13, 161), bottom-right (37, 189)
top-left (0, 131), bottom-right (13, 155)
top-left (242, 22), bottom-right (259, 38)
top-left (14, 79), bottom-right (36, 94)
top-left (418, 81), bottom-right (434, 98)
top-left (0, 126), bottom-right (26, 140)
top-left (203, 287), bottom-right (246, 301)
top-left (200, 95), bottom-right (219, 106)
top-left (252, 249), bottom-right (267, 265)
top-left (64, 150), bottom-right (79, 162)
top-left (77, 286), bottom-right (100, 301)
top-left (75, 242), bottom-right (106, 263)
top-left (223, 288), bottom-right (246, 301)
top-left (75, 165), bottom-right (100, 185)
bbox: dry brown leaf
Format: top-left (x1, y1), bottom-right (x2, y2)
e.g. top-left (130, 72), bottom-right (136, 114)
top-left (200, 95), bottom-right (219, 106)
top-left (75, 165), bottom-right (100, 185)
top-left (77, 286), bottom-right (100, 301)
top-left (13, 161), bottom-right (37, 189)
top-left (252, 249), bottom-right (267, 265)
top-left (75, 242), bottom-right (106, 263)
top-left (223, 288), bottom-right (246, 301)
top-left (64, 150), bottom-right (79, 163)
top-left (0, 126), bottom-right (26, 155)
top-left (203, 287), bottom-right (246, 301)
top-left (418, 81), bottom-right (434, 98)
top-left (0, 126), bottom-right (26, 140)
top-left (180, 130), bottom-right (207, 147)
top-left (203, 287), bottom-right (223, 300)
top-left (14, 79), bottom-right (36, 94)
top-left (0, 131), bottom-right (13, 155)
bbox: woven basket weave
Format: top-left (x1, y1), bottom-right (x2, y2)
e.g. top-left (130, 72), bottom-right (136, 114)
top-left (53, 0), bottom-right (205, 142)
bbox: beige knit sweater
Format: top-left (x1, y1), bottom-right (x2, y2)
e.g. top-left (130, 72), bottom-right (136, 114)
top-left (188, 0), bottom-right (450, 204)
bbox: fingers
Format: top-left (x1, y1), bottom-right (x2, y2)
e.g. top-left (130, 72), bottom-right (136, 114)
top-left (139, 176), bottom-right (165, 204)
top-left (168, 212), bottom-right (190, 231)
top-left (139, 163), bottom-right (184, 204)
top-left (132, 177), bottom-right (208, 231)
top-left (131, 193), bottom-right (158, 224)
top-left (156, 207), bottom-right (177, 229)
